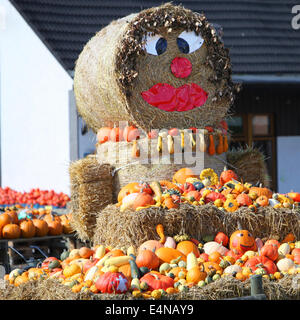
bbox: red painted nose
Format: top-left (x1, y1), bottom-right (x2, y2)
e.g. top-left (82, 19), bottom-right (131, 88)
top-left (171, 57), bottom-right (192, 78)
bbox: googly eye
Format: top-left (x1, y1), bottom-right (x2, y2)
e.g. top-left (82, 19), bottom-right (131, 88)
top-left (144, 34), bottom-right (167, 55)
top-left (239, 233), bottom-right (244, 237)
top-left (177, 31), bottom-right (204, 54)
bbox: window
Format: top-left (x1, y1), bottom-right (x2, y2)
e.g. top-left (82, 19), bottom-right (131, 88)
top-left (227, 113), bottom-right (277, 190)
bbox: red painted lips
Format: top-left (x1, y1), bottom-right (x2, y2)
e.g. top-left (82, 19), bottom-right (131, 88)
top-left (141, 83), bottom-right (208, 112)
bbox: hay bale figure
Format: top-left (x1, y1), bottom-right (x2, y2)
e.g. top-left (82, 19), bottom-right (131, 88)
top-left (70, 3), bottom-right (269, 243)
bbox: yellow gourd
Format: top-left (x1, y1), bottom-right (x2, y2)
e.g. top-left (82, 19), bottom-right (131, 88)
top-left (186, 252), bottom-right (198, 270)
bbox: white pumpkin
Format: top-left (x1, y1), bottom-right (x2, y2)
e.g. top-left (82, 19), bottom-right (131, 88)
top-left (224, 265), bottom-right (242, 275)
top-left (277, 258), bottom-right (295, 272)
top-left (278, 243), bottom-right (290, 256)
top-left (203, 241), bottom-right (229, 256)
top-left (164, 237), bottom-right (176, 249)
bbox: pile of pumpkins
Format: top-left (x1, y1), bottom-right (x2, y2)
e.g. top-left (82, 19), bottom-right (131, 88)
top-left (117, 167), bottom-right (300, 212)
top-left (4, 224), bottom-right (300, 299)
top-left (0, 206), bottom-right (73, 239)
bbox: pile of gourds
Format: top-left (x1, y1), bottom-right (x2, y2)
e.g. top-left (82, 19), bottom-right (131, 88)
top-left (4, 224), bottom-right (300, 299)
top-left (0, 206), bottom-right (73, 239)
top-left (117, 167), bottom-right (300, 212)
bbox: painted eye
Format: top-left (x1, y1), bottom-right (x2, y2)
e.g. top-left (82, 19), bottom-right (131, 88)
top-left (239, 233), bottom-right (244, 237)
top-left (144, 34), bottom-right (167, 55)
top-left (177, 31), bottom-right (204, 54)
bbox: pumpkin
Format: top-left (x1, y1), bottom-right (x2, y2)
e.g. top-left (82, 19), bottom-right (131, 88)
top-left (236, 193), bottom-right (253, 207)
top-left (260, 244), bottom-right (278, 261)
top-left (105, 249), bottom-right (125, 258)
top-left (276, 258), bottom-right (295, 272)
top-left (159, 180), bottom-right (182, 194)
top-left (204, 192), bottom-right (226, 204)
top-left (186, 265), bottom-right (207, 284)
top-left (123, 126), bottom-right (140, 142)
top-left (176, 241), bottom-right (200, 258)
top-left (119, 193), bottom-right (140, 212)
top-left (229, 230), bottom-right (257, 254)
top-left (135, 250), bottom-right (160, 270)
top-left (287, 192), bottom-right (300, 202)
top-left (97, 127), bottom-right (112, 143)
top-left (47, 219), bottom-right (63, 236)
top-left (282, 233), bottom-right (296, 243)
top-left (256, 195), bottom-right (269, 207)
top-left (60, 215), bottom-right (73, 234)
top-left (79, 247), bottom-right (94, 259)
top-left (6, 211), bottom-right (18, 224)
top-left (249, 186), bottom-right (272, 199)
top-left (186, 191), bottom-right (201, 202)
top-left (132, 192), bottom-right (155, 210)
top-left (203, 241), bottom-right (229, 256)
top-left (203, 261), bottom-right (222, 273)
top-left (117, 183), bottom-right (141, 202)
top-left (224, 199), bottom-right (239, 212)
top-left (292, 248), bottom-right (300, 256)
top-left (265, 239), bottom-right (280, 249)
top-left (169, 267), bottom-right (187, 277)
top-left (0, 213), bottom-right (12, 229)
top-left (110, 127), bottom-right (123, 142)
top-left (138, 240), bottom-right (163, 254)
top-left (219, 167), bottom-right (238, 186)
top-left (214, 232), bottom-right (229, 247)
top-left (63, 263), bottom-right (82, 278)
top-left (2, 224), bottom-right (21, 239)
top-left (155, 247), bottom-right (186, 263)
top-left (95, 271), bottom-right (129, 293)
top-left (172, 168), bottom-right (198, 185)
top-left (32, 219), bottom-right (49, 237)
top-left (139, 272), bottom-right (174, 291)
top-left (163, 197), bottom-right (179, 209)
top-left (208, 251), bottom-right (222, 263)
top-left (245, 256), bottom-right (277, 274)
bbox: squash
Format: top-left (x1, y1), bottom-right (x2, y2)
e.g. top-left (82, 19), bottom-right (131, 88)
top-left (224, 265), bottom-right (242, 275)
top-left (129, 259), bottom-right (141, 279)
top-left (104, 256), bottom-right (133, 267)
top-left (132, 192), bottom-right (155, 210)
top-left (118, 183), bottom-right (141, 203)
top-left (208, 134), bottom-right (215, 155)
top-left (149, 181), bottom-right (163, 202)
top-left (120, 193), bottom-right (140, 212)
top-left (159, 263), bottom-right (171, 274)
top-left (156, 224), bottom-right (166, 244)
top-left (216, 133), bottom-right (223, 154)
top-left (127, 246), bottom-right (136, 256)
top-left (84, 266), bottom-right (99, 282)
top-left (135, 250), bottom-right (159, 270)
top-left (176, 241), bottom-right (200, 258)
top-left (138, 240), bottom-right (163, 254)
top-left (172, 168), bottom-right (197, 185)
top-left (131, 278), bottom-right (141, 291)
top-left (94, 245), bottom-right (106, 259)
top-left (155, 247), bottom-right (186, 263)
top-left (277, 258), bottom-right (295, 272)
top-left (186, 252), bottom-right (198, 271)
top-left (278, 243), bottom-right (290, 256)
top-left (186, 265), bottom-right (207, 284)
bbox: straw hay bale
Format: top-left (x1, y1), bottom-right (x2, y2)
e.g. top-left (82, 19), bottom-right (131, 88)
top-left (2, 275), bottom-right (300, 300)
top-left (69, 156), bottom-right (113, 241)
top-left (74, 3), bottom-right (237, 132)
top-left (93, 203), bottom-right (300, 248)
top-left (227, 146), bottom-right (270, 187)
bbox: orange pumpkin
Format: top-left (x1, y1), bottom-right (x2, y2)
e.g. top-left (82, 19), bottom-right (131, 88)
top-left (229, 230), bottom-right (257, 254)
top-left (249, 186), bottom-right (272, 199)
top-left (236, 193), bottom-right (252, 207)
top-left (282, 233), bottom-right (296, 243)
top-left (256, 195), bottom-right (269, 207)
top-left (19, 220), bottom-right (36, 238)
top-left (203, 261), bottom-right (222, 273)
top-left (2, 223), bottom-right (21, 239)
top-left (132, 192), bottom-right (155, 210)
top-left (6, 211), bottom-right (18, 224)
top-left (136, 250), bottom-right (160, 270)
top-left (105, 249), bottom-right (125, 258)
top-left (176, 241), bottom-right (200, 258)
top-left (219, 167), bottom-right (238, 186)
top-left (0, 213), bottom-right (12, 229)
top-left (172, 168), bottom-right (198, 185)
top-left (79, 247), bottom-right (94, 259)
top-left (155, 247), bottom-right (186, 263)
top-left (47, 220), bottom-right (63, 236)
top-left (208, 251), bottom-right (222, 263)
top-left (118, 263), bottom-right (131, 281)
top-left (117, 182), bottom-right (141, 202)
top-left (97, 127), bottom-right (112, 143)
top-left (32, 219), bottom-right (49, 237)
top-left (186, 265), bottom-right (207, 284)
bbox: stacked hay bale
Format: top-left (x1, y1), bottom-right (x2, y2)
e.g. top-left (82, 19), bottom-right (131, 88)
top-left (70, 3), bottom-right (270, 244)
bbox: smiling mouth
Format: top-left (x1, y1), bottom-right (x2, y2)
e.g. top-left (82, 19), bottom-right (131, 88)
top-left (240, 244), bottom-right (254, 249)
top-left (141, 83), bottom-right (208, 112)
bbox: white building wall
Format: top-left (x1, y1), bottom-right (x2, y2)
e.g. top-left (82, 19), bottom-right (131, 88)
top-left (0, 0), bottom-right (73, 194)
top-left (277, 136), bottom-right (300, 194)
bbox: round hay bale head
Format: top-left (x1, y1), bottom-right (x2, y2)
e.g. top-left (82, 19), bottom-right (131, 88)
top-left (74, 3), bottom-right (237, 132)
